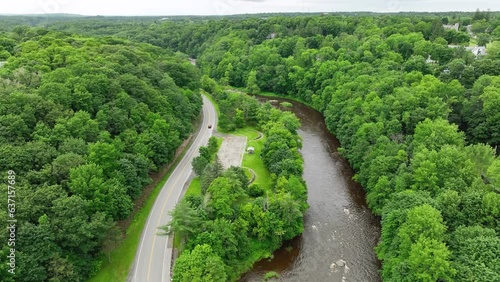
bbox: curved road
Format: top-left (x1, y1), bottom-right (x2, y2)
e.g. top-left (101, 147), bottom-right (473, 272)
top-left (130, 95), bottom-right (217, 282)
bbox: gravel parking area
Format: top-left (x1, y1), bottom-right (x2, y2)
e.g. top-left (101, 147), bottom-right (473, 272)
top-left (217, 136), bottom-right (247, 169)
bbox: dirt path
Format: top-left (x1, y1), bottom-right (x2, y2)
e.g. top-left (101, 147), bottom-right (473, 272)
top-left (242, 167), bottom-right (257, 184)
top-left (253, 131), bottom-right (263, 140)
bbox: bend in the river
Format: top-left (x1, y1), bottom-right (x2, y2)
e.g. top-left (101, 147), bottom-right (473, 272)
top-left (240, 96), bottom-right (381, 282)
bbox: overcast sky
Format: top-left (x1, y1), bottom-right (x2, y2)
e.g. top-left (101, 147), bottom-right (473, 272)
top-left (1, 0), bottom-right (499, 16)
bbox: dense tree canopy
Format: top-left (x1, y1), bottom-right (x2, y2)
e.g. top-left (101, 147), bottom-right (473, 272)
top-left (2, 11), bottom-right (500, 282)
top-left (0, 29), bottom-right (201, 281)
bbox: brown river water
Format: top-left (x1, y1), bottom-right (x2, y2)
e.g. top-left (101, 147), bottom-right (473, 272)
top-left (239, 97), bottom-right (381, 282)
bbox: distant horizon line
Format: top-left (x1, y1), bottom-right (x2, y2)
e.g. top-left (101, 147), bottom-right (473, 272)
top-left (0, 10), bottom-right (498, 17)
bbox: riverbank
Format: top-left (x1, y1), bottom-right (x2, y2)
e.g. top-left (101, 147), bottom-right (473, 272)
top-left (228, 86), bottom-right (316, 109)
top-left (240, 93), bottom-right (381, 282)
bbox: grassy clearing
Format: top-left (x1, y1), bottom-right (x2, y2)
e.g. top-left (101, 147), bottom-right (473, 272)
top-left (232, 127), bottom-right (260, 140)
top-left (232, 127), bottom-right (272, 191)
top-left (89, 146), bottom-right (190, 282)
top-left (185, 177), bottom-right (201, 197)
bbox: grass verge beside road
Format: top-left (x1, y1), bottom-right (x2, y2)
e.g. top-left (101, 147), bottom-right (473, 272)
top-left (89, 142), bottom-right (193, 282)
top-left (89, 103), bottom-right (207, 282)
top-left (173, 136), bottom-right (222, 248)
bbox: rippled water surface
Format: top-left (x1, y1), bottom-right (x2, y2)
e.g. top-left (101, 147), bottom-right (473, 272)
top-left (240, 97), bottom-right (381, 282)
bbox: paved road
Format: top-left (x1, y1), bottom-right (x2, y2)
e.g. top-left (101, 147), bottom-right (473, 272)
top-left (130, 95), bottom-right (217, 282)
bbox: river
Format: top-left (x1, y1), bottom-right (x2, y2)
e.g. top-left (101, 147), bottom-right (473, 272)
top-left (240, 97), bottom-right (381, 282)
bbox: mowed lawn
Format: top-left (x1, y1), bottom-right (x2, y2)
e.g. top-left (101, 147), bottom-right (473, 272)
top-left (232, 127), bottom-right (272, 191)
top-left (185, 177), bottom-right (202, 197)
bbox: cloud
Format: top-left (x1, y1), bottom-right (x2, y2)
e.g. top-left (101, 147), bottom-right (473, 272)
top-left (237, 0), bottom-right (267, 2)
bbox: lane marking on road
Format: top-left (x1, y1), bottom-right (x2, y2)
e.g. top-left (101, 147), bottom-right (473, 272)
top-left (161, 99), bottom-right (214, 282)
top-left (146, 98), bottom-right (213, 281)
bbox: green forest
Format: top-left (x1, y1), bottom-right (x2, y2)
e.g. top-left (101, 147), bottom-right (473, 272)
top-left (0, 29), bottom-right (202, 281)
top-left (1, 10), bottom-right (500, 282)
